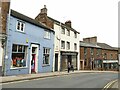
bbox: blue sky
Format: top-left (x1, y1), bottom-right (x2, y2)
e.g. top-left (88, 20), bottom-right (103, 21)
top-left (10, 0), bottom-right (119, 47)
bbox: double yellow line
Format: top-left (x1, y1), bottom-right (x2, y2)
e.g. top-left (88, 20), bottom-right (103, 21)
top-left (102, 79), bottom-right (118, 90)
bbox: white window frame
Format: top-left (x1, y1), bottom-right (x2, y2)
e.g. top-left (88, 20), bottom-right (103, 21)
top-left (66, 29), bottom-right (70, 36)
top-left (43, 48), bottom-right (50, 65)
top-left (44, 30), bottom-right (51, 39)
top-left (16, 20), bottom-right (25, 32)
top-left (67, 42), bottom-right (70, 50)
top-left (61, 40), bottom-right (65, 49)
top-left (61, 26), bottom-right (65, 34)
top-left (74, 43), bottom-right (77, 50)
top-left (74, 32), bottom-right (77, 38)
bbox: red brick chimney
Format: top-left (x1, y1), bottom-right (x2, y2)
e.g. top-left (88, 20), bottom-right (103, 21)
top-left (83, 36), bottom-right (97, 44)
top-left (35, 5), bottom-right (54, 29)
top-left (65, 20), bottom-right (72, 28)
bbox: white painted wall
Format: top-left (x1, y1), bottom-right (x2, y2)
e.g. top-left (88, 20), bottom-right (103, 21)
top-left (54, 23), bottom-right (80, 70)
top-left (54, 23), bottom-right (80, 52)
top-left (0, 40), bottom-right (3, 66)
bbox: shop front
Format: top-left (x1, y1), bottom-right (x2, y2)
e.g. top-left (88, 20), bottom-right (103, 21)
top-left (60, 51), bottom-right (78, 71)
top-left (103, 60), bottom-right (118, 71)
top-left (94, 59), bottom-right (103, 70)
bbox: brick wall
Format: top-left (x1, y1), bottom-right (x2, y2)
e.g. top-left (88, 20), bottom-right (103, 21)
top-left (102, 49), bottom-right (118, 60)
top-left (1, 1), bottom-right (10, 34)
top-left (83, 36), bottom-right (97, 44)
top-left (80, 47), bottom-right (84, 60)
top-left (80, 45), bottom-right (118, 70)
top-left (35, 6), bottom-right (54, 29)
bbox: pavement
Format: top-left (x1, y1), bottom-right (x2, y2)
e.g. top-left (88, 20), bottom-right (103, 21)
top-left (0, 70), bottom-right (119, 88)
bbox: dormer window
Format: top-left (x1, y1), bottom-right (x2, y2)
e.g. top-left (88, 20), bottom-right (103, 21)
top-left (16, 20), bottom-right (25, 32)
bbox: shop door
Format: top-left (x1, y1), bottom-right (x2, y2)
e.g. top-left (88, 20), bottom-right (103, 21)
top-left (55, 54), bottom-right (58, 71)
top-left (31, 53), bottom-right (36, 73)
top-left (30, 44), bottom-right (39, 73)
top-left (68, 55), bottom-right (72, 64)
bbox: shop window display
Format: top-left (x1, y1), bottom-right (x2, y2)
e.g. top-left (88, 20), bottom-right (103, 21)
top-left (11, 44), bottom-right (27, 68)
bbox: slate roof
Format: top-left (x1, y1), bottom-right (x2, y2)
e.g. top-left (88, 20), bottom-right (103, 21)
top-left (10, 10), bottom-right (54, 33)
top-left (80, 41), bottom-right (118, 51)
top-left (80, 41), bottom-right (101, 48)
top-left (47, 16), bottom-right (80, 34)
top-left (97, 43), bottom-right (118, 50)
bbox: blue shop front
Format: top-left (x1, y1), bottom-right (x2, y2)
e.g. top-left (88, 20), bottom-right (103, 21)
top-left (4, 10), bottom-right (55, 76)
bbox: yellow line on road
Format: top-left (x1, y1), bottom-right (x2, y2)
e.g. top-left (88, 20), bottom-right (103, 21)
top-left (102, 79), bottom-right (118, 90)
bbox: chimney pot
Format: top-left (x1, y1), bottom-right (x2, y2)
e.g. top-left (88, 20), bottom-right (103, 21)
top-left (65, 20), bottom-right (72, 28)
top-left (40, 5), bottom-right (47, 15)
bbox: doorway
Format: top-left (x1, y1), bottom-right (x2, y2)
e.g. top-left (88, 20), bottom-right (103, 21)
top-left (55, 54), bottom-right (58, 71)
top-left (30, 44), bottom-right (39, 74)
top-left (68, 55), bottom-right (72, 64)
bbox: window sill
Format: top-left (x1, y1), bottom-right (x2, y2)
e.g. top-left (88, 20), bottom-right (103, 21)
top-left (44, 38), bottom-right (51, 40)
top-left (15, 31), bottom-right (26, 34)
top-left (10, 67), bottom-right (28, 70)
top-left (42, 64), bottom-right (50, 67)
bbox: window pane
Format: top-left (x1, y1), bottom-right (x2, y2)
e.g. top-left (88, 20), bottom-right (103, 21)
top-left (74, 32), bottom-right (77, 38)
top-left (67, 42), bottom-right (70, 50)
top-left (44, 48), bottom-right (45, 54)
top-left (61, 41), bottom-right (65, 49)
top-left (61, 26), bottom-right (65, 34)
top-left (74, 43), bottom-right (77, 50)
top-left (12, 44), bottom-right (17, 52)
top-left (67, 30), bottom-right (70, 36)
top-left (23, 46), bottom-right (25, 52)
top-left (11, 53), bottom-right (26, 67)
top-left (32, 47), bottom-right (36, 54)
top-left (17, 22), bottom-right (20, 30)
top-left (18, 45), bottom-right (23, 52)
top-left (21, 23), bottom-right (24, 31)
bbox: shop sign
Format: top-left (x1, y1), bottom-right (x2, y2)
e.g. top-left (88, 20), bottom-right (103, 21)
top-left (103, 60), bottom-right (118, 63)
top-left (62, 52), bottom-right (77, 55)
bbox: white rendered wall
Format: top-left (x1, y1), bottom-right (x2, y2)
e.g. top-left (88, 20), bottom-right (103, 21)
top-left (54, 23), bottom-right (80, 70)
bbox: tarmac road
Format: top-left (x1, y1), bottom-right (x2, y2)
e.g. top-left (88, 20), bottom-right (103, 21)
top-left (2, 72), bottom-right (118, 88)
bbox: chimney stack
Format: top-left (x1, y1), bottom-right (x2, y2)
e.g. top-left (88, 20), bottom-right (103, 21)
top-left (65, 20), bottom-right (72, 28)
top-left (83, 36), bottom-right (97, 44)
top-left (35, 5), bottom-right (54, 29)
top-left (1, 1), bottom-right (10, 34)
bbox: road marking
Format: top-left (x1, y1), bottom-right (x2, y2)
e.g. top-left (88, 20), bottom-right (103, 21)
top-left (102, 79), bottom-right (118, 90)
